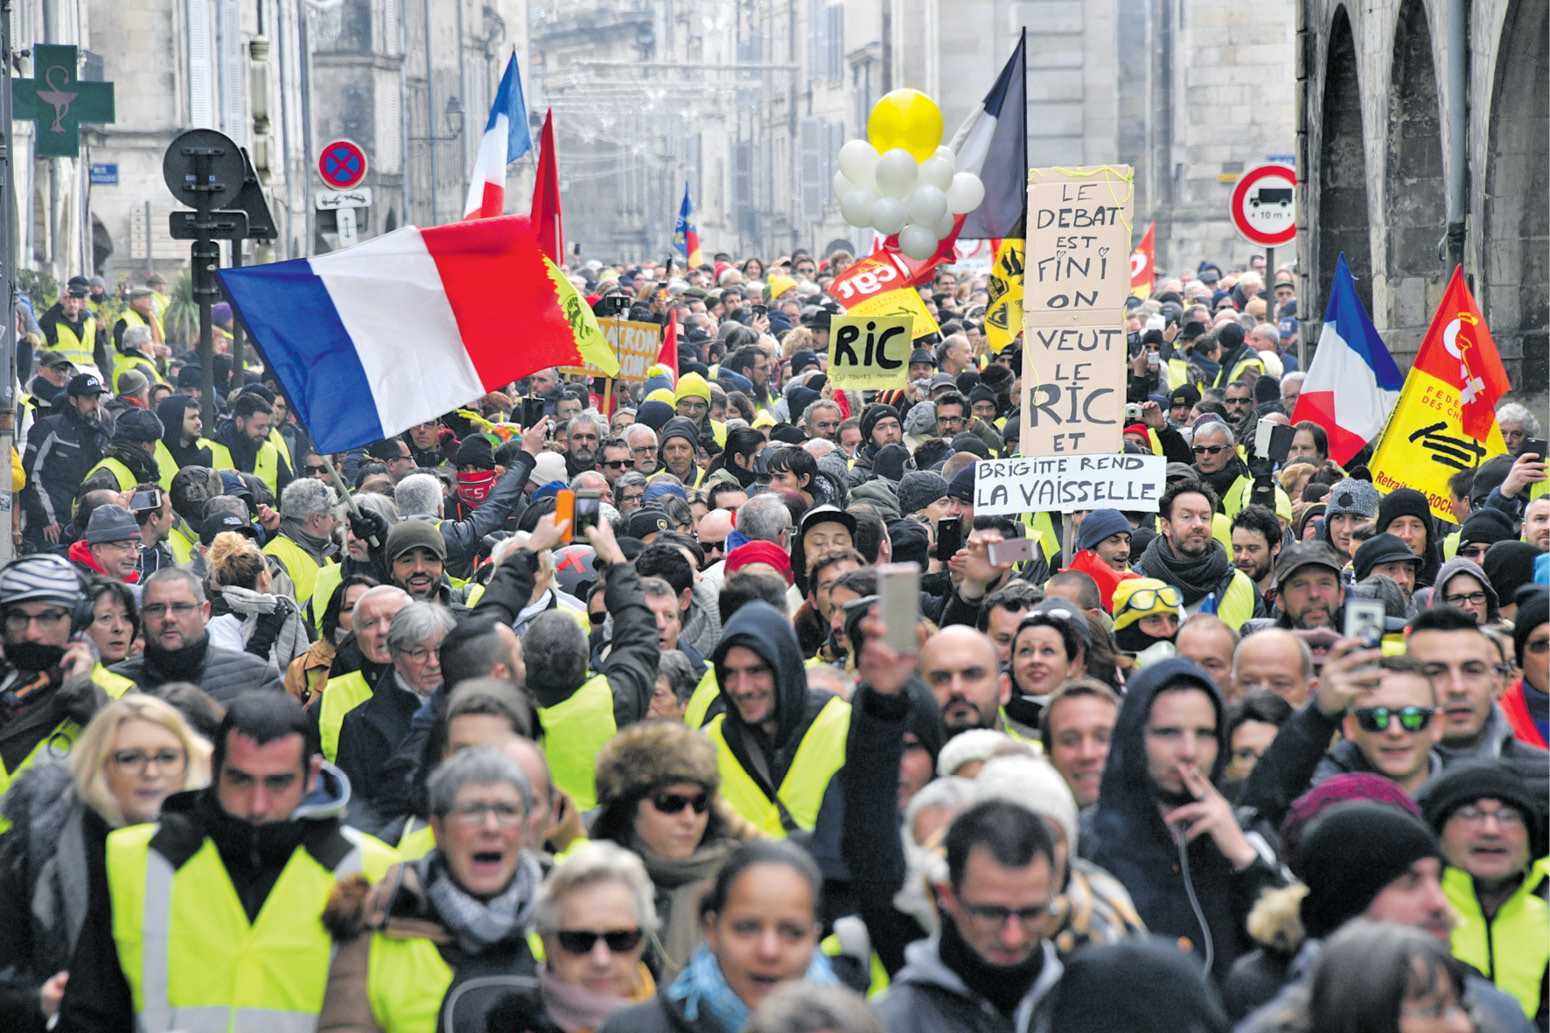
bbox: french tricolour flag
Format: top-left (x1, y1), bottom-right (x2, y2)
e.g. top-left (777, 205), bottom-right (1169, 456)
top-left (218, 217), bottom-right (609, 454)
top-left (462, 51), bottom-right (532, 221)
top-left (1291, 253), bottom-right (1404, 465)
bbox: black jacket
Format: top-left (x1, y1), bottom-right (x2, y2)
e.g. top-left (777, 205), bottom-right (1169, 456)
top-left (334, 667), bottom-right (424, 836)
top-left (110, 634), bottom-right (286, 703)
top-left (22, 403), bottom-right (107, 535)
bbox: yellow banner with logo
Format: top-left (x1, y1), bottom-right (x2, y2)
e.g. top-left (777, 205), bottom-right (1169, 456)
top-left (984, 238), bottom-right (1024, 353)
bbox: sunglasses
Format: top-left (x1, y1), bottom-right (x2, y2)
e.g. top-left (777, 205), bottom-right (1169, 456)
top-left (1192, 444), bottom-right (1227, 455)
top-left (555, 928), bottom-right (644, 954)
top-left (1120, 585), bottom-right (1183, 612)
top-left (603, 460), bottom-right (633, 469)
top-left (1352, 705), bottom-right (1435, 733)
top-left (650, 790), bottom-right (709, 815)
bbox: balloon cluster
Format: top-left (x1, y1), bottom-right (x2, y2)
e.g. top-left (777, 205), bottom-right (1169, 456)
top-left (832, 90), bottom-right (985, 260)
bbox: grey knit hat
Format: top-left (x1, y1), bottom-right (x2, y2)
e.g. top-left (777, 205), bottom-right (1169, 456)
top-left (85, 505), bottom-right (142, 546)
top-left (903, 400), bottom-right (938, 436)
top-left (0, 554), bottom-right (83, 607)
top-left (898, 471), bottom-right (950, 517)
top-left (1323, 478), bottom-right (1381, 522)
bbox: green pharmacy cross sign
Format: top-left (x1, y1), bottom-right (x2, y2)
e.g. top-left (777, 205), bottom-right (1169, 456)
top-left (14, 45), bottom-right (115, 158)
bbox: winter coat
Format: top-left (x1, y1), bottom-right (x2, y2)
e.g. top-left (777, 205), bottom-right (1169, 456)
top-left (207, 584), bottom-right (311, 672)
top-left (599, 992), bottom-right (725, 1033)
top-left (436, 452), bottom-right (535, 580)
top-left (110, 633), bottom-right (286, 703)
top-left (874, 935), bottom-right (1064, 1033)
top-left (21, 403), bottom-right (107, 536)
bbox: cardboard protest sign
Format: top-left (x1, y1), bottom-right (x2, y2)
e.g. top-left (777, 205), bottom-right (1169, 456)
top-left (828, 253), bottom-right (940, 340)
top-left (972, 453), bottom-right (1166, 516)
top-left (1022, 166), bottom-right (1134, 456)
top-left (560, 318), bottom-right (663, 381)
top-left (827, 315), bottom-right (914, 390)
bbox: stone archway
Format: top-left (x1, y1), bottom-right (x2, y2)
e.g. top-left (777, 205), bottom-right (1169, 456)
top-left (1482, 0), bottom-right (1549, 389)
top-left (1317, 6), bottom-right (1373, 316)
top-left (1381, 0), bottom-right (1447, 357)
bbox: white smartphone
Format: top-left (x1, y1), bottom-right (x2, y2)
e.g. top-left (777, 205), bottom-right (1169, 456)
top-left (1344, 598), bottom-right (1387, 649)
top-left (988, 536), bottom-right (1036, 566)
top-left (876, 562), bottom-right (921, 652)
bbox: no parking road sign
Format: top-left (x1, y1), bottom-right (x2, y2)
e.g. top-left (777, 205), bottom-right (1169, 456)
top-left (318, 139), bottom-right (368, 190)
top-left (1229, 163), bottom-right (1296, 248)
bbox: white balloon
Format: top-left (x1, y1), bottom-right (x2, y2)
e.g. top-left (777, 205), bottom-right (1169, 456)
top-left (933, 145), bottom-right (956, 170)
top-left (840, 187), bottom-right (879, 228)
top-left (832, 170), bottom-right (855, 200)
top-left (906, 184), bottom-right (948, 225)
top-left (873, 148), bottom-right (919, 198)
top-left (871, 196), bottom-right (909, 235)
top-left (916, 157), bottom-right (954, 193)
top-left (933, 210), bottom-right (957, 238)
top-left (898, 223), bottom-right (940, 260)
top-left (838, 140), bottom-right (879, 192)
top-left (946, 172), bottom-right (986, 214)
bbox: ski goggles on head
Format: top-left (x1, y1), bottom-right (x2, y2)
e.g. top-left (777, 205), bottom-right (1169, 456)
top-left (1117, 585), bottom-right (1184, 614)
top-left (1351, 705), bottom-right (1435, 734)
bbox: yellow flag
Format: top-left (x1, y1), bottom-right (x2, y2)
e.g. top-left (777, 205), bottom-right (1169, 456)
top-left (984, 239), bottom-right (1024, 353)
top-left (545, 258), bottom-right (621, 376)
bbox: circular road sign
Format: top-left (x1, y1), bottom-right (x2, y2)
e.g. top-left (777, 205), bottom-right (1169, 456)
top-left (1229, 163), bottom-right (1297, 248)
top-left (318, 139), bottom-right (368, 190)
top-left (162, 129), bottom-right (248, 211)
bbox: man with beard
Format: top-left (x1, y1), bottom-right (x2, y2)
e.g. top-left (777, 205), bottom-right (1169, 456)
top-left (1231, 504), bottom-right (1283, 606)
top-left (156, 393), bottom-right (227, 481)
top-left (848, 404), bottom-right (904, 485)
top-left (213, 391), bottom-right (292, 494)
top-left (110, 568), bottom-right (284, 701)
top-left (918, 626), bottom-right (1022, 739)
top-left (562, 414), bottom-right (600, 477)
top-left (22, 374), bottom-right (108, 549)
top-left (1136, 479), bottom-right (1260, 628)
top-left (1271, 542), bottom-right (1346, 630)
top-left (0, 556), bottom-right (129, 817)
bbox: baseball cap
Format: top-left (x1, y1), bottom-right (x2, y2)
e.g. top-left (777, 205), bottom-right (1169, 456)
top-left (65, 276), bottom-right (90, 297)
top-left (67, 374), bottom-right (105, 397)
top-left (1274, 541), bottom-right (1344, 588)
top-left (200, 512), bottom-right (258, 547)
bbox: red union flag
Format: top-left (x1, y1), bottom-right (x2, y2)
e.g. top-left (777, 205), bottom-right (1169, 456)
top-left (1129, 221), bottom-right (1154, 298)
top-left (1412, 266), bottom-right (1510, 441)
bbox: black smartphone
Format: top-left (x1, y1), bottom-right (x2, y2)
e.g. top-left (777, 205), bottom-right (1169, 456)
top-left (573, 490), bottom-right (601, 536)
top-left (1526, 437), bottom-right (1548, 459)
top-left (521, 398), bottom-right (546, 427)
top-left (750, 304), bottom-right (768, 318)
top-left (129, 489), bottom-right (161, 513)
top-left (936, 518), bottom-right (962, 561)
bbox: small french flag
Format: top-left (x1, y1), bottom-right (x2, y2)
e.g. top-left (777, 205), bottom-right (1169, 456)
top-left (217, 217), bottom-right (616, 454)
top-left (462, 51), bottom-right (532, 221)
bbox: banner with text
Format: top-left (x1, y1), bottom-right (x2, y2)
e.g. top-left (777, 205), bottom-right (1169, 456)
top-left (827, 314), bottom-right (914, 390)
top-left (827, 253), bottom-right (941, 340)
top-left (560, 318), bottom-right (663, 381)
top-left (1022, 166), bottom-right (1134, 457)
top-left (973, 453), bottom-right (1166, 516)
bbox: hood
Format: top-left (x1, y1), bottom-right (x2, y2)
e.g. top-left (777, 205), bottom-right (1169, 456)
top-left (157, 394), bottom-right (198, 446)
top-left (849, 479), bottom-right (902, 520)
top-left (1431, 556), bottom-right (1499, 621)
top-left (1092, 657), bottom-right (1226, 831)
top-left (164, 758), bottom-right (352, 823)
top-left (711, 600), bottom-right (812, 748)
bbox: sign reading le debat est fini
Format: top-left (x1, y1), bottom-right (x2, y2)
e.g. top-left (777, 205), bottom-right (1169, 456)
top-left (1022, 165), bottom-right (1134, 457)
top-left (973, 454), bottom-right (1167, 516)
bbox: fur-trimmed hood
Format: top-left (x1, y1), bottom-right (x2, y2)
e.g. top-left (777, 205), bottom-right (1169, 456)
top-left (1244, 881), bottom-right (1309, 955)
top-left (323, 858), bottom-right (450, 943)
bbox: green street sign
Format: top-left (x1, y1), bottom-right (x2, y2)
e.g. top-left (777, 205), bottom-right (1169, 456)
top-left (14, 45), bottom-right (115, 158)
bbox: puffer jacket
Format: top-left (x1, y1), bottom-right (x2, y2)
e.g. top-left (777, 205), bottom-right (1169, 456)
top-left (110, 633), bottom-right (285, 702)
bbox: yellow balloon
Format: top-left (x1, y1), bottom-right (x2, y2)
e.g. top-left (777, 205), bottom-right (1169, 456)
top-left (867, 90), bottom-right (944, 163)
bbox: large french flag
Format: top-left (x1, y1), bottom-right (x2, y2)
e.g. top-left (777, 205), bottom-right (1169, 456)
top-left (1291, 253), bottom-right (1404, 465)
top-left (462, 51), bottom-right (532, 221)
top-left (217, 217), bottom-right (616, 454)
top-left (946, 29), bottom-right (1026, 240)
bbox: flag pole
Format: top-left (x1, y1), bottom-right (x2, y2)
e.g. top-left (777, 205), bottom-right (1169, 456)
top-left (320, 453), bottom-right (381, 549)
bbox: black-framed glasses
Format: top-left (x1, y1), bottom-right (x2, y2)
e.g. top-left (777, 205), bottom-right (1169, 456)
top-left (1352, 705), bottom-right (1435, 733)
top-left (650, 790), bottom-right (709, 815)
top-left (142, 602), bottom-right (199, 618)
top-left (555, 928), bottom-right (644, 954)
top-left (111, 748), bottom-right (188, 775)
top-left (1192, 444), bottom-right (1227, 455)
top-left (3, 608), bottom-right (70, 629)
top-left (1442, 591), bottom-right (1487, 608)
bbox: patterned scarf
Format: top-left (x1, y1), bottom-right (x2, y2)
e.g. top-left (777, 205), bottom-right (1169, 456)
top-left (666, 942), bottom-right (838, 1033)
top-left (424, 850), bottom-right (540, 954)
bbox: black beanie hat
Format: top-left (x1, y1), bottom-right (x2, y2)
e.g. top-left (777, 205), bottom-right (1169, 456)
top-left (860, 404), bottom-right (901, 446)
top-left (1482, 541), bottom-right (1538, 606)
top-left (1457, 508), bottom-right (1516, 553)
top-left (1513, 587), bottom-right (1548, 675)
top-left (455, 434), bottom-right (494, 470)
top-left (1254, 374), bottom-right (1281, 403)
top-left (1298, 801), bottom-right (1442, 938)
top-left (1377, 487), bottom-right (1434, 539)
top-left (1419, 759), bottom-right (1543, 847)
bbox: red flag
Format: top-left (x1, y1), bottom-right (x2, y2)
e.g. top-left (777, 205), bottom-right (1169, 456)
top-left (876, 214), bottom-right (965, 288)
top-left (659, 310), bottom-right (679, 382)
top-left (1130, 222), bottom-right (1155, 298)
top-left (1411, 266), bottom-right (1510, 441)
top-left (529, 111), bottom-right (563, 264)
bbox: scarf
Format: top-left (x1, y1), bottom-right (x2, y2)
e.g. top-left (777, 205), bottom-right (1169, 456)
top-left (666, 943), bottom-right (837, 1033)
top-left (105, 442), bottom-right (161, 484)
top-left (539, 961), bottom-right (653, 1032)
top-left (143, 634), bottom-right (212, 683)
top-left (457, 469), bottom-right (496, 504)
top-left (632, 837), bottom-right (739, 971)
top-left (938, 918), bottom-right (1045, 1017)
top-left (424, 850), bottom-right (540, 954)
top-left (1135, 533), bottom-right (1232, 606)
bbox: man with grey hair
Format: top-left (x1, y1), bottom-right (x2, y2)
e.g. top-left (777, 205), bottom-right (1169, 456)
top-left (563, 413), bottom-right (601, 477)
top-left (110, 567), bottom-right (285, 701)
top-left (1280, 370), bottom-right (1306, 412)
top-left (381, 418), bottom-right (547, 581)
top-left (735, 492), bottom-right (796, 551)
top-left (1496, 401), bottom-right (1541, 456)
top-left (110, 322), bottom-right (162, 394)
top-left (569, 469), bottom-right (612, 506)
top-left (262, 476), bottom-right (338, 611)
top-left (802, 399), bottom-right (843, 442)
top-left (936, 333), bottom-right (973, 377)
top-left (335, 600), bottom-right (458, 830)
top-left (624, 424), bottom-right (659, 476)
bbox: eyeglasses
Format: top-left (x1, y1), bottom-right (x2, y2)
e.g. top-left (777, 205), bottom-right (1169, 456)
top-left (650, 790), bottom-right (709, 815)
top-left (959, 899), bottom-right (1051, 930)
top-left (938, 415), bottom-right (965, 426)
top-left (142, 602), bottom-right (199, 618)
top-left (1192, 444), bottom-right (1227, 455)
top-left (1452, 804), bottom-right (1525, 828)
top-left (603, 460), bottom-right (633, 470)
top-left (1352, 705), bottom-right (1435, 733)
top-left (3, 608), bottom-right (70, 629)
top-left (555, 928), bottom-right (644, 954)
top-left (632, 445), bottom-right (656, 456)
top-left (111, 748), bottom-right (187, 775)
top-left (398, 645), bottom-right (439, 664)
top-left (446, 801), bottom-right (524, 827)
top-left (1118, 585), bottom-right (1184, 613)
top-left (1442, 591), bottom-right (1487, 608)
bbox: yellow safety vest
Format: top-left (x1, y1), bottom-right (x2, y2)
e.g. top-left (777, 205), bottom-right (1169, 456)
top-left (116, 307), bottom-right (165, 344)
top-left (43, 316), bottom-right (96, 368)
top-left (207, 441), bottom-right (236, 473)
top-left (704, 696), bottom-right (850, 837)
top-left (362, 930), bottom-right (459, 1033)
top-left (1207, 569), bottom-right (1257, 630)
top-left (112, 353), bottom-right (163, 394)
top-left (151, 441), bottom-right (179, 490)
top-left (537, 674), bottom-right (615, 811)
top-left (86, 456), bottom-right (138, 491)
top-left (309, 563), bottom-right (345, 637)
top-left (166, 521), bottom-right (196, 566)
top-left (267, 428), bottom-right (292, 471)
top-left (1444, 861), bottom-right (1549, 1021)
top-left (683, 666), bottom-right (720, 728)
top-left (397, 819), bottom-right (437, 862)
top-left (262, 534), bottom-right (331, 609)
top-left (318, 670), bottom-right (374, 762)
top-left (94, 664), bottom-right (137, 698)
top-left (106, 820), bottom-right (396, 1033)
top-left (251, 442), bottom-right (282, 494)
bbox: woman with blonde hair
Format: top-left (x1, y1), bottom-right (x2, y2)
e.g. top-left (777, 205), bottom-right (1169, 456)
top-left (0, 695), bottom-right (210, 1027)
top-left (206, 529), bottom-right (310, 670)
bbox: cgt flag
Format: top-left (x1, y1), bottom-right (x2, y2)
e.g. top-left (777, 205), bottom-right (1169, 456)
top-left (674, 183), bottom-right (703, 268)
top-left (1130, 222), bottom-right (1154, 298)
top-left (1369, 265), bottom-right (1509, 521)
